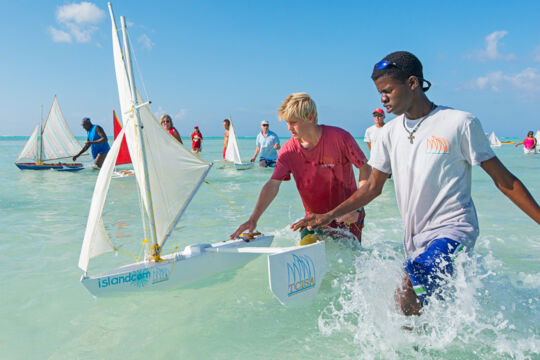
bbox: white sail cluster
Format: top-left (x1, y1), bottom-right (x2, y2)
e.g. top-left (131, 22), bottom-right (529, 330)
top-left (79, 6), bottom-right (211, 272)
top-left (224, 119), bottom-right (242, 164)
top-left (16, 96), bottom-right (82, 162)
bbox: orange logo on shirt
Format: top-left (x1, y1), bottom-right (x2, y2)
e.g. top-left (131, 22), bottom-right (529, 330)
top-left (426, 136), bottom-right (451, 154)
top-left (320, 156), bottom-right (335, 168)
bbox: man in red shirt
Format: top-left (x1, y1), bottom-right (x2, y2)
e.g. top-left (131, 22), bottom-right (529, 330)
top-left (230, 92), bottom-right (371, 243)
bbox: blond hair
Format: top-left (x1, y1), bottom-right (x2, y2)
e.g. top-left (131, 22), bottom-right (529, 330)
top-left (278, 92), bottom-right (318, 124)
top-left (160, 114), bottom-right (172, 124)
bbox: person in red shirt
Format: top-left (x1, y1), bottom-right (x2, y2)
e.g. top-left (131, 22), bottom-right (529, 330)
top-left (230, 92), bottom-right (371, 243)
top-left (190, 126), bottom-right (203, 153)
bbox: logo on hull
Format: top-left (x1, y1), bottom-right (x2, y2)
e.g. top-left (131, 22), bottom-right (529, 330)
top-left (287, 254), bottom-right (316, 296)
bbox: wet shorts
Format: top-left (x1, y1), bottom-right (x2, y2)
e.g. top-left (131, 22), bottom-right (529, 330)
top-left (259, 157), bottom-right (276, 167)
top-left (405, 238), bottom-right (465, 304)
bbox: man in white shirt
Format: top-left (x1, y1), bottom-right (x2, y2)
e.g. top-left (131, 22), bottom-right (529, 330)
top-left (364, 108), bottom-right (386, 151)
top-left (250, 120), bottom-right (281, 167)
top-left (292, 51), bottom-right (540, 316)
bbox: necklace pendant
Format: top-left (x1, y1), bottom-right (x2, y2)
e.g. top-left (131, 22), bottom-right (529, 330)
top-left (408, 134), bottom-right (414, 144)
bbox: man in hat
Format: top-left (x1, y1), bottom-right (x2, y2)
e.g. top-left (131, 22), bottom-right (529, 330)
top-left (232, 93), bottom-right (370, 244)
top-left (73, 117), bottom-right (110, 168)
top-left (250, 120), bottom-right (281, 167)
top-left (292, 51), bottom-right (540, 316)
top-left (364, 108), bottom-right (386, 152)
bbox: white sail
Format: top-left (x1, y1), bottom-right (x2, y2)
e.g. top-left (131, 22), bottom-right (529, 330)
top-left (78, 127), bottom-right (125, 271)
top-left (489, 132), bottom-right (501, 147)
top-left (224, 120), bottom-right (242, 164)
top-left (135, 92), bottom-right (211, 247)
top-left (536, 130), bottom-right (540, 150)
top-left (79, 4), bottom-right (212, 271)
top-left (41, 96), bottom-right (83, 160)
top-left (15, 124), bottom-right (39, 162)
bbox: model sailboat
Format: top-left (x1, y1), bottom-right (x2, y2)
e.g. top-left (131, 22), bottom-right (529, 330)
top-left (489, 131), bottom-right (501, 147)
top-left (224, 117), bottom-right (253, 170)
top-left (15, 96), bottom-right (84, 171)
top-left (78, 3), bottom-right (326, 306)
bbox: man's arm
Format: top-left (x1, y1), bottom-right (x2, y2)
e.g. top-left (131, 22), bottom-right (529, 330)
top-left (291, 168), bottom-right (387, 231)
top-left (481, 157), bottom-right (540, 224)
top-left (94, 126), bottom-right (108, 144)
top-left (73, 142), bottom-right (91, 161)
top-left (250, 145), bottom-right (261, 162)
top-left (230, 179), bottom-right (282, 239)
top-left (335, 163), bottom-right (372, 223)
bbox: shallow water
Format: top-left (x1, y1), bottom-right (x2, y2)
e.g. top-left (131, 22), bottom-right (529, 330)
top-left (1, 136), bottom-right (539, 359)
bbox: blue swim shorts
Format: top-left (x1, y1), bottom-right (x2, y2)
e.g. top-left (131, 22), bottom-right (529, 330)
top-left (259, 157), bottom-right (276, 167)
top-left (405, 238), bottom-right (465, 304)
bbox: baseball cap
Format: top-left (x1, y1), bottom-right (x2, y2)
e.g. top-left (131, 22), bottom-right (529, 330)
top-left (372, 108), bottom-right (384, 115)
top-left (261, 120), bottom-right (269, 125)
top-left (194, 126), bottom-right (199, 129)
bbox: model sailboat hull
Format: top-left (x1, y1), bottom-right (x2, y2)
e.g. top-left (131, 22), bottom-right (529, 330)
top-left (15, 162), bottom-right (83, 170)
top-left (81, 235), bottom-right (273, 296)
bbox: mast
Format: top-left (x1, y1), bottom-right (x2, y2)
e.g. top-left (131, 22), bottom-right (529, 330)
top-left (119, 15), bottom-right (160, 257)
top-left (39, 104), bottom-right (43, 164)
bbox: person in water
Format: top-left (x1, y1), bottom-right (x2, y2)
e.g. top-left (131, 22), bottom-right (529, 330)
top-left (364, 108), bottom-right (386, 152)
top-left (231, 92), bottom-right (371, 244)
top-left (223, 119), bottom-right (230, 159)
top-left (292, 51), bottom-right (540, 316)
top-left (73, 117), bottom-right (110, 168)
top-left (191, 126), bottom-right (203, 153)
top-left (160, 114), bottom-right (183, 144)
top-left (250, 120), bottom-right (281, 167)
top-left (515, 131), bottom-right (537, 151)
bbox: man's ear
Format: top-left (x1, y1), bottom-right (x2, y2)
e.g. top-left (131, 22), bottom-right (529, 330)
top-left (408, 76), bottom-right (420, 91)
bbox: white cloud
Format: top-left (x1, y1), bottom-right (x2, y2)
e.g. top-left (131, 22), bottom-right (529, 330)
top-left (174, 109), bottom-right (187, 120)
top-left (138, 34), bottom-right (154, 50)
top-left (468, 68), bottom-right (540, 92)
top-left (50, 2), bottom-right (105, 44)
top-left (56, 2), bottom-right (105, 24)
top-left (49, 27), bottom-right (72, 43)
top-left (469, 31), bottom-right (516, 61)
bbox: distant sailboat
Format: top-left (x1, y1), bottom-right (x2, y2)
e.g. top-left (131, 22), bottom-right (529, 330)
top-left (78, 3), bottom-right (326, 306)
top-left (113, 110), bottom-right (131, 165)
top-left (489, 132), bottom-right (502, 147)
top-left (224, 117), bottom-right (253, 170)
top-left (112, 110), bottom-right (134, 177)
top-left (15, 96), bottom-right (84, 171)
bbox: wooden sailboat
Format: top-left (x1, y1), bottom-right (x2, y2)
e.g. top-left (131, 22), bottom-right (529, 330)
top-left (78, 3), bottom-right (326, 306)
top-left (15, 96), bottom-right (84, 171)
top-left (224, 116), bottom-right (253, 170)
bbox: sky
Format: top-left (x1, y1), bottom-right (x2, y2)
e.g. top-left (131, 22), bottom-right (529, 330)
top-left (1, 0), bottom-right (540, 138)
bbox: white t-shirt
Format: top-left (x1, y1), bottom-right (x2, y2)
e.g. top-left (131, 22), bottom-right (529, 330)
top-left (369, 106), bottom-right (495, 259)
top-left (364, 124), bottom-right (385, 145)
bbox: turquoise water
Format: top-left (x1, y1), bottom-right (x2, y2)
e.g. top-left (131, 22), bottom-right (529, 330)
top-left (1, 136), bottom-right (539, 359)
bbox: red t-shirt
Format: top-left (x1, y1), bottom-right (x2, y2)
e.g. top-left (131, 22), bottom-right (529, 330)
top-left (271, 125), bottom-right (367, 214)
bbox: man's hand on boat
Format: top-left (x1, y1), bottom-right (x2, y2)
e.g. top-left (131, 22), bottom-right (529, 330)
top-left (290, 212), bottom-right (333, 232)
top-left (230, 218), bottom-right (258, 240)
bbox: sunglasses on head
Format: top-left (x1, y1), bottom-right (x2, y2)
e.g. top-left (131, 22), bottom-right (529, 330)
top-left (374, 61), bottom-right (432, 91)
top-left (374, 60), bottom-right (402, 71)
